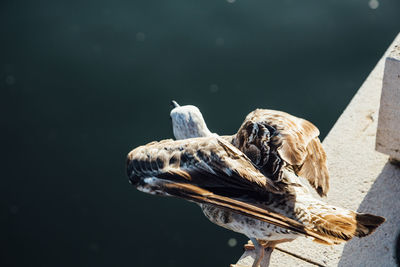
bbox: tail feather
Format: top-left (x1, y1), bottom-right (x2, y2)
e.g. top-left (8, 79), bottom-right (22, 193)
top-left (307, 205), bottom-right (385, 244)
top-left (354, 213), bottom-right (386, 237)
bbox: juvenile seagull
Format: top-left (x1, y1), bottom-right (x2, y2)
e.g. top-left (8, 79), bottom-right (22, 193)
top-left (126, 102), bottom-right (385, 267)
top-left (126, 137), bottom-right (384, 266)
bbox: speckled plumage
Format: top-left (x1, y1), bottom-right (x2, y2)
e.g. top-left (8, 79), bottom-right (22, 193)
top-left (170, 105), bottom-right (329, 197)
top-left (234, 109), bottom-right (329, 197)
top-left (126, 103), bottom-right (385, 266)
top-left (126, 136), bottom-right (384, 245)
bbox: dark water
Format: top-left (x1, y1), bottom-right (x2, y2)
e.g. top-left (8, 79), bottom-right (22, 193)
top-left (1, 0), bottom-right (399, 266)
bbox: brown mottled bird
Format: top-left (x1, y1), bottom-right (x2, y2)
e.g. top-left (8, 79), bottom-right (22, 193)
top-left (126, 101), bottom-right (385, 267)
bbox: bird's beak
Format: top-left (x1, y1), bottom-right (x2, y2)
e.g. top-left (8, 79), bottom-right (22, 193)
top-left (171, 100), bottom-right (180, 108)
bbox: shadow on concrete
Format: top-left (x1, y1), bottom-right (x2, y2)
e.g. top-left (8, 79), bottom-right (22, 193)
top-left (396, 231), bottom-right (400, 266)
top-left (338, 162), bottom-right (400, 267)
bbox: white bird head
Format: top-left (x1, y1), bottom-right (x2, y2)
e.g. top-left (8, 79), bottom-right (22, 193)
top-left (170, 100), bottom-right (213, 140)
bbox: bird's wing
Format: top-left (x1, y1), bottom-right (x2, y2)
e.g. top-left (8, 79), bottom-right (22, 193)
top-left (126, 136), bottom-right (334, 244)
top-left (127, 137), bottom-right (280, 196)
top-left (236, 109), bottom-right (329, 196)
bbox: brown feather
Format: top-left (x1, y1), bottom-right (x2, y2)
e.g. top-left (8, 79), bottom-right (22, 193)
top-left (306, 204), bottom-right (385, 244)
top-left (235, 109), bottom-right (329, 196)
top-left (354, 213), bottom-right (386, 237)
top-left (161, 182), bottom-right (334, 244)
top-left (127, 137), bottom-right (282, 195)
top-left (296, 138), bottom-right (329, 196)
top-left (127, 137), bottom-right (385, 245)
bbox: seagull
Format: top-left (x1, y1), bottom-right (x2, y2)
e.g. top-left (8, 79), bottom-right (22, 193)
top-left (126, 102), bottom-right (385, 267)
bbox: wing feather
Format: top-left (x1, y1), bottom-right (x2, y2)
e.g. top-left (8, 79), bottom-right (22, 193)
top-left (236, 109), bottom-right (329, 196)
top-left (127, 137), bottom-right (281, 196)
top-left (166, 182), bottom-right (334, 243)
top-left (126, 137), bottom-right (334, 243)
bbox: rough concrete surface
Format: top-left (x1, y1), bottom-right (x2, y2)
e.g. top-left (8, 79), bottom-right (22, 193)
top-left (376, 42), bottom-right (400, 161)
top-left (232, 248), bottom-right (273, 267)
top-left (234, 33), bottom-right (400, 267)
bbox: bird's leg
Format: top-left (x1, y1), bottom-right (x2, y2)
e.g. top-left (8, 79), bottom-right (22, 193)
top-left (244, 238), bottom-right (294, 250)
top-left (242, 239), bottom-right (294, 267)
top-left (234, 239), bottom-right (290, 267)
top-left (249, 238), bottom-right (264, 267)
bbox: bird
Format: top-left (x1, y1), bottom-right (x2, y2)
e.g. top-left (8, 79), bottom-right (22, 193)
top-left (126, 101), bottom-right (385, 267)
